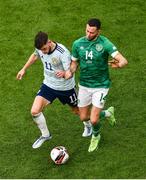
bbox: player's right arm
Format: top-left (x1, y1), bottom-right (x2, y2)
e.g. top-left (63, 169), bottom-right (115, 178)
top-left (16, 53), bottom-right (38, 80)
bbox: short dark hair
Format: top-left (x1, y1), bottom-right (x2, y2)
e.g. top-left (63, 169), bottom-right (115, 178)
top-left (87, 18), bottom-right (101, 29)
top-left (34, 31), bottom-right (48, 49)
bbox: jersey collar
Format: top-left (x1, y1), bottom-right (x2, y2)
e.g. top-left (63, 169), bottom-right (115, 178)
top-left (47, 42), bottom-right (57, 55)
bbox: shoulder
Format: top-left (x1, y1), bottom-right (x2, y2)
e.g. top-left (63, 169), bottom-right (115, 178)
top-left (56, 43), bottom-right (70, 55)
top-left (99, 35), bottom-right (111, 43)
top-left (99, 35), bottom-right (117, 53)
top-left (34, 48), bottom-right (43, 57)
top-left (73, 36), bottom-right (86, 47)
top-left (74, 36), bottom-right (86, 43)
top-left (98, 35), bottom-right (115, 47)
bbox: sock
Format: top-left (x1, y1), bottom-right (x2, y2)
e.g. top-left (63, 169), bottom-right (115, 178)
top-left (99, 111), bottom-right (106, 118)
top-left (92, 122), bottom-right (101, 137)
top-left (83, 120), bottom-right (91, 127)
top-left (33, 112), bottom-right (50, 137)
top-left (99, 110), bottom-right (111, 121)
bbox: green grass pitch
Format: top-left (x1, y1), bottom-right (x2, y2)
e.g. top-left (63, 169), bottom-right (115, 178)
top-left (0, 0), bottom-right (146, 178)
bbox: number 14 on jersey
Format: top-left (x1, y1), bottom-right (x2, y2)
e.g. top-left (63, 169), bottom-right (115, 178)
top-left (86, 50), bottom-right (93, 60)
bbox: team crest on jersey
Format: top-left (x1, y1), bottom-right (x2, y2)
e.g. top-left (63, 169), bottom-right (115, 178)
top-left (51, 57), bottom-right (60, 66)
top-left (96, 44), bottom-right (103, 52)
top-left (80, 46), bottom-right (84, 50)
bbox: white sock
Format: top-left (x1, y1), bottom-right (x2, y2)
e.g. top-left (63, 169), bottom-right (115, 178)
top-left (33, 112), bottom-right (50, 137)
top-left (83, 120), bottom-right (91, 127)
top-left (104, 110), bottom-right (111, 117)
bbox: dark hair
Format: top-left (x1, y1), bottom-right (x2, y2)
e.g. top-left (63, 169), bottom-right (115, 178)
top-left (34, 31), bottom-right (48, 49)
top-left (87, 18), bottom-right (101, 29)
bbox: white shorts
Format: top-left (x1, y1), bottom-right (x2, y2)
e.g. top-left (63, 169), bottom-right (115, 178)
top-left (78, 85), bottom-right (109, 108)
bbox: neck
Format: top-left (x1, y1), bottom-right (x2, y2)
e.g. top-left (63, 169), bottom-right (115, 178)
top-left (50, 41), bottom-right (56, 52)
top-left (88, 35), bottom-right (99, 41)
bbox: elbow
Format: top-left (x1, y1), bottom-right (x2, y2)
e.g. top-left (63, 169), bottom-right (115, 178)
top-left (118, 59), bottom-right (128, 68)
top-left (124, 59), bottom-right (128, 66)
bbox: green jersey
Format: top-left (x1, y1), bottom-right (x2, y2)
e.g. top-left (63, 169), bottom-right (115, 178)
top-left (72, 35), bottom-right (118, 88)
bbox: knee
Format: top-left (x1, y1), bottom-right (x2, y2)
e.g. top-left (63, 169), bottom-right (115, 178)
top-left (80, 114), bottom-right (88, 121)
top-left (31, 108), bottom-right (41, 116)
top-left (90, 115), bottom-right (100, 125)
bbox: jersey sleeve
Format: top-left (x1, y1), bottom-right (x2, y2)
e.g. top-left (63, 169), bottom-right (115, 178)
top-left (71, 41), bottom-right (78, 61)
top-left (33, 49), bottom-right (41, 58)
top-left (104, 39), bottom-right (118, 58)
top-left (60, 49), bottom-right (71, 71)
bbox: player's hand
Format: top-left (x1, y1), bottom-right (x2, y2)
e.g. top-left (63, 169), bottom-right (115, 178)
top-left (16, 69), bottom-right (26, 80)
top-left (55, 70), bottom-right (65, 78)
top-left (108, 59), bottom-right (120, 68)
top-left (64, 70), bottom-right (73, 79)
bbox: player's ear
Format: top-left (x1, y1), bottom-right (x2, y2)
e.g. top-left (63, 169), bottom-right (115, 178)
top-left (48, 40), bottom-right (51, 44)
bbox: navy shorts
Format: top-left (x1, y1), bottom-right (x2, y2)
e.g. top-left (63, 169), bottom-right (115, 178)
top-left (37, 84), bottom-right (78, 107)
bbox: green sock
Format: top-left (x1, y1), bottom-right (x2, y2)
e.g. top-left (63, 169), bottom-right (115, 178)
top-left (99, 111), bottom-right (105, 118)
top-left (92, 122), bottom-right (101, 137)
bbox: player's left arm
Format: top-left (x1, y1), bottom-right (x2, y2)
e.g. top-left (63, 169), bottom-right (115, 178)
top-left (109, 52), bottom-right (128, 68)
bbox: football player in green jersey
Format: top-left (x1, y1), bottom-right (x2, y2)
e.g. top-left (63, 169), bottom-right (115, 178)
top-left (66, 18), bottom-right (128, 152)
